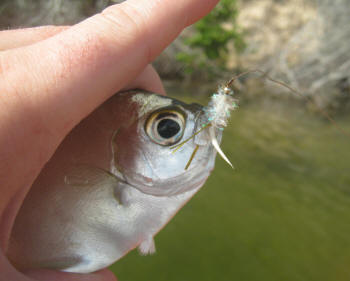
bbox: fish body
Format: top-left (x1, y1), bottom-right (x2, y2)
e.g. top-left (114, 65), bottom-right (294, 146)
top-left (7, 90), bottom-right (221, 273)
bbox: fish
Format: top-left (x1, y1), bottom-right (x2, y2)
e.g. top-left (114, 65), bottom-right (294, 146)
top-left (7, 90), bottom-right (226, 274)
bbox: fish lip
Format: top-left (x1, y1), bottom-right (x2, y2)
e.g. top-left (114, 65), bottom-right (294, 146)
top-left (126, 173), bottom-right (210, 197)
top-left (120, 156), bottom-right (214, 197)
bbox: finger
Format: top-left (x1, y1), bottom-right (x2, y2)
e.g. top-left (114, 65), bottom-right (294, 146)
top-left (2, 0), bottom-right (218, 137)
top-left (0, 26), bottom-right (68, 51)
top-left (0, 252), bottom-right (117, 281)
top-left (123, 64), bottom-right (166, 95)
top-left (1, 245), bottom-right (116, 281)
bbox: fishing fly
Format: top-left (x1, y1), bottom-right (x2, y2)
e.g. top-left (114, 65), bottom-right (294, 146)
top-left (171, 78), bottom-right (239, 169)
top-left (172, 69), bottom-right (350, 170)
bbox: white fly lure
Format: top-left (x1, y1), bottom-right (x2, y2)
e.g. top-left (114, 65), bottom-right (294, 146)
top-left (172, 69), bottom-right (350, 171)
top-left (171, 79), bottom-right (238, 169)
top-left (203, 85), bottom-right (238, 168)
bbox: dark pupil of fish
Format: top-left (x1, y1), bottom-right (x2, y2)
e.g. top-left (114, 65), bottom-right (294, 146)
top-left (157, 119), bottom-right (180, 139)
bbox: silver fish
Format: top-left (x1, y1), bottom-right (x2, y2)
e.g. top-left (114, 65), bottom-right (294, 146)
top-left (7, 90), bottom-right (221, 273)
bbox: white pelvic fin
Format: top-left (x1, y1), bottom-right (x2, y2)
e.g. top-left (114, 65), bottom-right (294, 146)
top-left (209, 126), bottom-right (233, 168)
top-left (138, 235), bottom-right (156, 255)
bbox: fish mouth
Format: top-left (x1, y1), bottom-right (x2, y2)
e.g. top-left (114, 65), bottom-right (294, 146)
top-left (109, 149), bottom-right (212, 198)
top-left (120, 154), bottom-right (214, 197)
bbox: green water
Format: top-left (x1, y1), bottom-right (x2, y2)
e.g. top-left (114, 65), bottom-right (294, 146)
top-left (110, 91), bottom-right (350, 281)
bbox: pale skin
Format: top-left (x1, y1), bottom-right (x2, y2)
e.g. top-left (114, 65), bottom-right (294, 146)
top-left (0, 0), bottom-right (219, 280)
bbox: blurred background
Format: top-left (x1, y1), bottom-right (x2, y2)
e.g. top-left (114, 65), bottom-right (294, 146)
top-left (1, 0), bottom-right (350, 280)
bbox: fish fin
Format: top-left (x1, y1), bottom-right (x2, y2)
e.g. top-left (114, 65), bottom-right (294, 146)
top-left (63, 165), bottom-right (124, 204)
top-left (209, 126), bottom-right (234, 168)
top-left (138, 235), bottom-right (156, 255)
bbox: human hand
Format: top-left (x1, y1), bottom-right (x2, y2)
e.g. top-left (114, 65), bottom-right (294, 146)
top-left (0, 0), bottom-right (219, 280)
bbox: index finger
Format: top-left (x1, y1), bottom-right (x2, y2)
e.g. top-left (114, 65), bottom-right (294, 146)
top-left (0, 26), bottom-right (68, 51)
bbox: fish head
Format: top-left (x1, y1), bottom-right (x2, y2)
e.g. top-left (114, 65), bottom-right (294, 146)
top-left (111, 90), bottom-right (222, 196)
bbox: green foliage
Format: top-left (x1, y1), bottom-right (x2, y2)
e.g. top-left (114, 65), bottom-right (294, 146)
top-left (177, 0), bottom-right (244, 74)
top-left (187, 0), bottom-right (244, 59)
top-left (175, 53), bottom-right (196, 74)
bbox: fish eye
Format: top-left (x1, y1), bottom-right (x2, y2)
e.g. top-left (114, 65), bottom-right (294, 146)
top-left (145, 109), bottom-right (186, 146)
